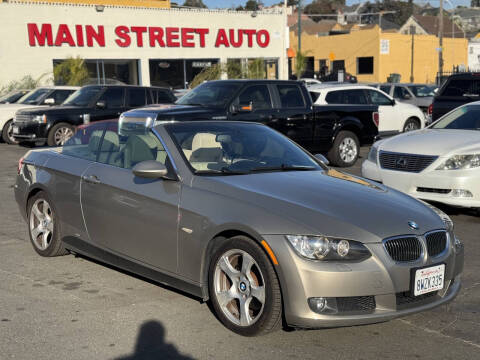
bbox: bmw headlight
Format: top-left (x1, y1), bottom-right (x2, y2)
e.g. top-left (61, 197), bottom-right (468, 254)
top-left (367, 145), bottom-right (378, 163)
top-left (285, 235), bottom-right (371, 261)
top-left (436, 155), bottom-right (480, 170)
top-left (32, 114), bottom-right (47, 123)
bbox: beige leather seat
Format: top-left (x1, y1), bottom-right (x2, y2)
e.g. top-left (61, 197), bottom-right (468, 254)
top-left (188, 133), bottom-right (224, 170)
top-left (98, 130), bottom-right (121, 166)
top-left (124, 134), bottom-right (166, 169)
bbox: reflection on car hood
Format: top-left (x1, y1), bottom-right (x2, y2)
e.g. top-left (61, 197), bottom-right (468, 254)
top-left (16, 105), bottom-right (87, 115)
top-left (199, 170), bottom-right (443, 242)
top-left (379, 129), bottom-right (480, 156)
top-left (126, 104), bottom-right (220, 120)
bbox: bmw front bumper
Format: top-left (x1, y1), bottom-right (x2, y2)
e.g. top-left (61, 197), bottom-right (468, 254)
top-left (262, 234), bottom-right (463, 328)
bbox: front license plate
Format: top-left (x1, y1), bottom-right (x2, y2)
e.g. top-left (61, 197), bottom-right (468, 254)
top-left (12, 126), bottom-right (19, 134)
top-left (414, 264), bottom-right (445, 296)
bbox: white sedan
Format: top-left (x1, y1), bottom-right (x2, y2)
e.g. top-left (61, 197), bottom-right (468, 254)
top-left (362, 103), bottom-right (480, 210)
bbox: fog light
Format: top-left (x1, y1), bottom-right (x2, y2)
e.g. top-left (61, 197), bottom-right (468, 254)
top-left (451, 189), bottom-right (473, 198)
top-left (308, 297), bottom-right (338, 314)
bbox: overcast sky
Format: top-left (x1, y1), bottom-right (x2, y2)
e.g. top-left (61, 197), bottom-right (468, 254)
top-left (202, 1), bottom-right (471, 9)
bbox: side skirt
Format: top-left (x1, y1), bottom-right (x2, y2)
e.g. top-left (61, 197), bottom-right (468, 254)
top-left (62, 236), bottom-right (204, 299)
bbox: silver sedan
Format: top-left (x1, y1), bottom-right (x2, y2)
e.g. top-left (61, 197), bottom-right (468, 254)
top-left (14, 117), bottom-right (464, 336)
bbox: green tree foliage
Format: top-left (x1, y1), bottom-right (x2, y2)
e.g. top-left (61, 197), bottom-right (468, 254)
top-left (303, 0), bottom-right (345, 22)
top-left (244, 1), bottom-right (263, 11)
top-left (0, 74), bottom-right (50, 95)
top-left (247, 58), bottom-right (265, 79)
top-left (294, 50), bottom-right (308, 77)
top-left (189, 64), bottom-right (223, 88)
top-left (183, 0), bottom-right (207, 8)
top-left (53, 57), bottom-right (89, 86)
top-left (359, 1), bottom-right (420, 27)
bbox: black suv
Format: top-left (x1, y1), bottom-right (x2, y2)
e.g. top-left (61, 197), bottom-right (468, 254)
top-left (431, 73), bottom-right (480, 121)
top-left (13, 85), bottom-right (176, 146)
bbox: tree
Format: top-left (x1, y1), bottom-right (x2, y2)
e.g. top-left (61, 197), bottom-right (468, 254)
top-left (0, 73), bottom-right (50, 95)
top-left (303, 0), bottom-right (345, 22)
top-left (183, 0), bottom-right (207, 8)
top-left (245, 1), bottom-right (263, 11)
top-left (53, 56), bottom-right (89, 86)
top-left (294, 51), bottom-right (308, 78)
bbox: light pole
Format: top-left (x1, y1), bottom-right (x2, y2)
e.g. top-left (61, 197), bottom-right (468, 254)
top-left (297, 0), bottom-right (302, 52)
top-left (410, 25), bottom-right (416, 82)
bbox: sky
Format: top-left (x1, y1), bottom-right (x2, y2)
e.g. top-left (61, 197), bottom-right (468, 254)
top-left (201, 0), bottom-right (472, 9)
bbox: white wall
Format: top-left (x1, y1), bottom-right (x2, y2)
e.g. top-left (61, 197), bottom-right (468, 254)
top-left (0, 2), bottom-right (287, 86)
top-left (468, 41), bottom-right (480, 71)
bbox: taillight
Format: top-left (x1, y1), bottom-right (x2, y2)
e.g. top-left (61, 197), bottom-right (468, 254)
top-left (428, 104), bottom-right (433, 115)
top-left (372, 112), bottom-right (379, 127)
top-left (18, 157), bottom-right (24, 175)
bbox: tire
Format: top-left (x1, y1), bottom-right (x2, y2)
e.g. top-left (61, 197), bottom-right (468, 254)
top-left (47, 122), bottom-right (74, 147)
top-left (403, 117), bottom-right (420, 132)
top-left (208, 235), bottom-right (282, 336)
top-left (328, 130), bottom-right (360, 167)
top-left (1, 120), bottom-right (18, 145)
top-left (27, 191), bottom-right (68, 257)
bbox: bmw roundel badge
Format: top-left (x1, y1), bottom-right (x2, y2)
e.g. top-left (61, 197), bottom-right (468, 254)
top-left (408, 221), bottom-right (419, 230)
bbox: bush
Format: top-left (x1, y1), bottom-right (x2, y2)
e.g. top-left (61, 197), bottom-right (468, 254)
top-left (0, 74), bottom-right (51, 96)
top-left (53, 57), bottom-right (89, 86)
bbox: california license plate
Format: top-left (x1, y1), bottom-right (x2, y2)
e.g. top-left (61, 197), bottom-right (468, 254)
top-left (12, 126), bottom-right (19, 134)
top-left (414, 264), bottom-right (445, 296)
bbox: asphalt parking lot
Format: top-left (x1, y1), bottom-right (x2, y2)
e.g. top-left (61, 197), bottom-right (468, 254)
top-left (0, 143), bottom-right (479, 360)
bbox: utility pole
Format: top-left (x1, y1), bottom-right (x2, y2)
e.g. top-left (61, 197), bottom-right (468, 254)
top-left (410, 26), bottom-right (415, 83)
top-left (438, 0), bottom-right (444, 79)
top-left (297, 0), bottom-right (302, 52)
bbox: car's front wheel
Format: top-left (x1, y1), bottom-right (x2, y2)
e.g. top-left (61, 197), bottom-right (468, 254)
top-left (27, 191), bottom-right (68, 257)
top-left (328, 130), bottom-right (360, 167)
top-left (208, 236), bottom-right (282, 336)
top-left (2, 120), bottom-right (18, 144)
top-left (47, 123), bottom-right (74, 146)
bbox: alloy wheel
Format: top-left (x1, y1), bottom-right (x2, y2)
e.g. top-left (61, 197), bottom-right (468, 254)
top-left (29, 199), bottom-right (54, 251)
top-left (54, 127), bottom-right (73, 146)
top-left (339, 137), bottom-right (358, 163)
top-left (404, 121), bottom-right (419, 132)
top-left (6, 122), bottom-right (17, 144)
top-left (213, 249), bottom-right (266, 327)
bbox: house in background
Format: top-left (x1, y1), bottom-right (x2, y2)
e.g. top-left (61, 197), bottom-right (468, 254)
top-left (399, 15), bottom-right (464, 37)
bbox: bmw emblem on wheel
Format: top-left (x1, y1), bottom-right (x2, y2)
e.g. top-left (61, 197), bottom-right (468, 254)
top-left (408, 221), bottom-right (419, 230)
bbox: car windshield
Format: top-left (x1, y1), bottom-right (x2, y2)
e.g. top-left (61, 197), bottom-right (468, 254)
top-left (17, 88), bottom-right (50, 105)
top-left (0, 90), bottom-right (27, 104)
top-left (176, 82), bottom-right (242, 108)
top-left (432, 105), bottom-right (480, 130)
top-left (63, 86), bottom-right (102, 107)
top-left (408, 85), bottom-right (436, 97)
top-left (166, 122), bottom-right (323, 175)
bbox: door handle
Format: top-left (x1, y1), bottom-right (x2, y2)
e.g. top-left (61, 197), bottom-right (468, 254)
top-left (82, 174), bottom-right (101, 184)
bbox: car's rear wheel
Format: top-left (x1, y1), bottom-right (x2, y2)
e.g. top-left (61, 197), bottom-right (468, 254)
top-left (208, 236), bottom-right (282, 336)
top-left (47, 123), bottom-right (74, 147)
top-left (2, 120), bottom-right (18, 144)
top-left (27, 191), bottom-right (67, 257)
top-left (328, 130), bottom-right (360, 167)
top-left (403, 117), bottom-right (420, 132)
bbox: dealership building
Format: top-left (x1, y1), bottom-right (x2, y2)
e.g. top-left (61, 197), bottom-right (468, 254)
top-left (0, 1), bottom-right (288, 89)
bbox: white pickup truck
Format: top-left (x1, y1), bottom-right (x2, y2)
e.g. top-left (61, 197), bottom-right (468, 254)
top-left (0, 86), bottom-right (78, 144)
top-left (308, 84), bottom-right (426, 136)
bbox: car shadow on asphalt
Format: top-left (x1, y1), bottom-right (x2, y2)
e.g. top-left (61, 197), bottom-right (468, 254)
top-left (115, 320), bottom-right (195, 360)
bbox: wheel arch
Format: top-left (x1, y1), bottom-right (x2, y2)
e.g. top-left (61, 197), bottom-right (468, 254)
top-left (333, 118), bottom-right (363, 145)
top-left (404, 116), bottom-right (421, 129)
top-left (25, 185), bottom-right (51, 215)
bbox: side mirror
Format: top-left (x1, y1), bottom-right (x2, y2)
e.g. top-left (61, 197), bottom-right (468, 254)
top-left (391, 99), bottom-right (396, 106)
top-left (132, 160), bottom-right (168, 179)
top-left (44, 98), bottom-right (55, 105)
top-left (232, 103), bottom-right (253, 114)
top-left (314, 154), bottom-right (329, 165)
top-left (96, 100), bottom-right (106, 109)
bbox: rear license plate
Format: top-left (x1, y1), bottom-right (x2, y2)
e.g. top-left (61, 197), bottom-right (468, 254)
top-left (414, 264), bottom-right (445, 296)
top-left (12, 126), bottom-right (19, 134)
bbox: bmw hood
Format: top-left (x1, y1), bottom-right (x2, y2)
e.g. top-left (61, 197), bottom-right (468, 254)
top-left (378, 129), bottom-right (480, 156)
top-left (198, 170), bottom-right (444, 243)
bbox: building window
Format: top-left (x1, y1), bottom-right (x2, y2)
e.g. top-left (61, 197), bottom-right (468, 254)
top-left (149, 59), bottom-right (219, 89)
top-left (357, 57), bottom-right (374, 75)
top-left (227, 58), bottom-right (279, 80)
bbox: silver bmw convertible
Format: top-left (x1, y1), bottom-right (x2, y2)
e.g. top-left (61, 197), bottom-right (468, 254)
top-left (14, 116), bottom-right (464, 336)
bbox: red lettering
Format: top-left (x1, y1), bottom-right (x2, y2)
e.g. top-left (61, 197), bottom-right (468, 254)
top-left (256, 30), bottom-right (269, 48)
top-left (75, 25), bottom-right (84, 47)
top-left (86, 25), bottom-right (105, 47)
top-left (131, 26), bottom-right (147, 47)
top-left (27, 23), bottom-right (53, 46)
top-left (166, 27), bottom-right (180, 47)
top-left (243, 29), bottom-right (256, 47)
top-left (54, 24), bottom-right (75, 47)
top-left (215, 29), bottom-right (230, 47)
top-left (195, 28), bottom-right (209, 47)
top-left (181, 28), bottom-right (195, 47)
top-left (149, 27), bottom-right (165, 47)
top-left (229, 29), bottom-right (243, 47)
top-left (115, 26), bottom-right (131, 47)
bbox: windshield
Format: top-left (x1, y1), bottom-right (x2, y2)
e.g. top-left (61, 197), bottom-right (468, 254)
top-left (0, 90), bottom-right (27, 104)
top-left (176, 82), bottom-right (242, 108)
top-left (17, 88), bottom-right (50, 105)
top-left (432, 105), bottom-right (480, 130)
top-left (63, 86), bottom-right (102, 107)
top-left (408, 85), bottom-right (436, 97)
top-left (167, 122), bottom-right (323, 175)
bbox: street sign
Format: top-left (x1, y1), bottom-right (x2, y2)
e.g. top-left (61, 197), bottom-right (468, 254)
top-left (329, 52), bottom-right (335, 61)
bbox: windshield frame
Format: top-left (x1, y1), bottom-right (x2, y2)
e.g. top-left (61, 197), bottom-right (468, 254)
top-left (163, 122), bottom-right (327, 176)
top-left (63, 86), bottom-right (104, 107)
top-left (175, 81), bottom-right (243, 109)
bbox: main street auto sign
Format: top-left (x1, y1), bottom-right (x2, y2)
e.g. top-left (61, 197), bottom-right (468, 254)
top-left (27, 24), bottom-right (271, 48)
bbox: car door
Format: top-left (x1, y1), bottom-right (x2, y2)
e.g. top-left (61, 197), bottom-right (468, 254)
top-left (80, 121), bottom-right (180, 273)
top-left (393, 86), bottom-right (415, 106)
top-left (228, 84), bottom-right (276, 124)
top-left (272, 83), bottom-right (314, 149)
top-left (90, 87), bottom-right (126, 121)
top-left (367, 89), bottom-right (399, 134)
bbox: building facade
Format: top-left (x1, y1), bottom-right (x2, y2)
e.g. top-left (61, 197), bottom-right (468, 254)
top-left (290, 26), bottom-right (468, 84)
top-left (0, 2), bottom-right (288, 88)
